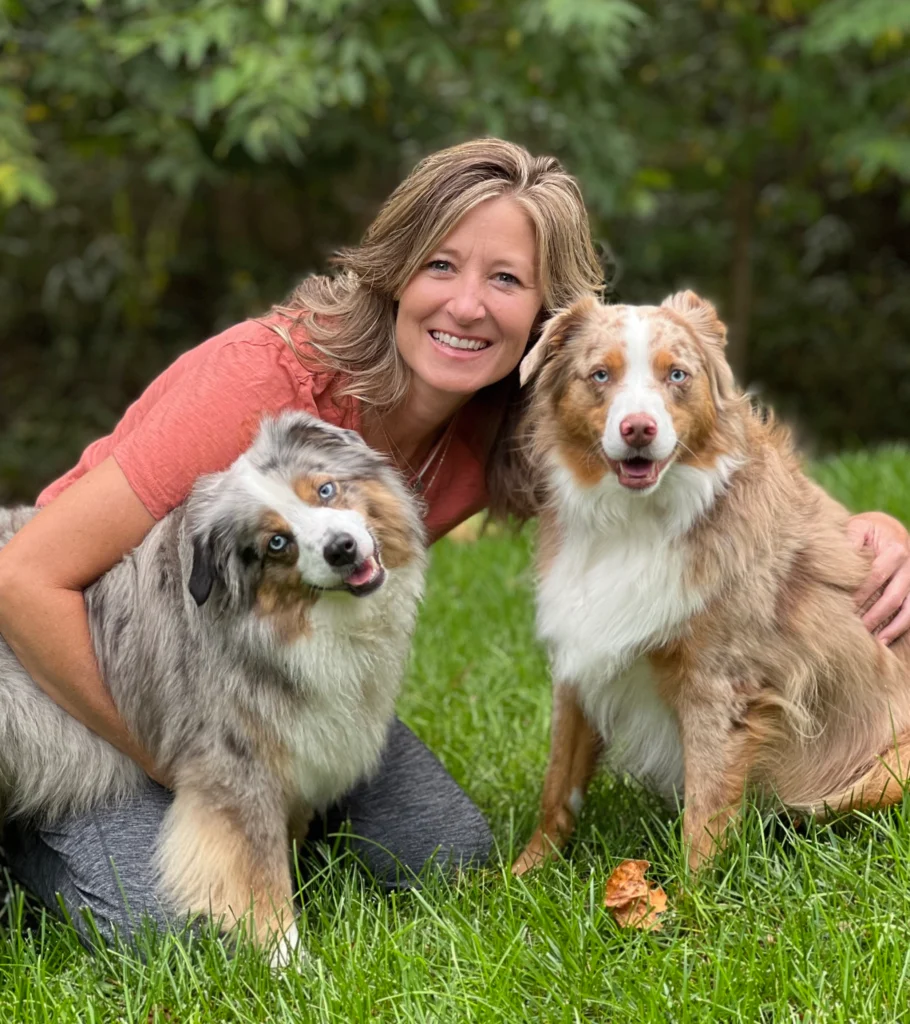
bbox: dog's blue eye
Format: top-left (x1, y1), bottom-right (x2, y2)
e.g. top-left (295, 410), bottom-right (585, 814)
top-left (318, 482), bottom-right (336, 501)
top-left (591, 369), bottom-right (610, 384)
top-left (669, 368), bottom-right (688, 384)
top-left (268, 535), bottom-right (289, 553)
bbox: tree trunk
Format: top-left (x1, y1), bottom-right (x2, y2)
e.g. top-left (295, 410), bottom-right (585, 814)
top-left (728, 176), bottom-right (755, 381)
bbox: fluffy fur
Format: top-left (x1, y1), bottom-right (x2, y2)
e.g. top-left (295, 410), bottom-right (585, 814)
top-left (0, 412), bottom-right (426, 961)
top-left (513, 292), bottom-right (910, 874)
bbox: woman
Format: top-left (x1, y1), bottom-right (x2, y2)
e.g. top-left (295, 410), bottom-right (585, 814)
top-left (0, 138), bottom-right (907, 945)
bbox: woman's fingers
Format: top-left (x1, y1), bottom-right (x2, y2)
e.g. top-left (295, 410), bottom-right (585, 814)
top-left (848, 512), bottom-right (910, 644)
top-left (877, 593), bottom-right (910, 647)
top-left (863, 554), bottom-right (910, 642)
top-left (853, 540), bottom-right (904, 615)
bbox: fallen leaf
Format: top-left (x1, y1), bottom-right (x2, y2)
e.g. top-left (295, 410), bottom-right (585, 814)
top-left (603, 859), bottom-right (651, 906)
top-left (603, 859), bottom-right (668, 931)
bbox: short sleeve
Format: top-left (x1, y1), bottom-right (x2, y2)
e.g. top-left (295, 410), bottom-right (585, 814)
top-left (113, 338), bottom-right (314, 519)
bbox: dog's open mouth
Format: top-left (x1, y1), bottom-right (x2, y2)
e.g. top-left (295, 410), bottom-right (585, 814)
top-left (608, 456), bottom-right (671, 491)
top-left (342, 555), bottom-right (386, 596)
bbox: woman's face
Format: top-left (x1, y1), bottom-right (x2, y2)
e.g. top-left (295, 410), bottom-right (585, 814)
top-left (395, 198), bottom-right (543, 400)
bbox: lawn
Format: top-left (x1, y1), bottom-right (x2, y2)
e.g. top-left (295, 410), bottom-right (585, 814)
top-left (2, 448), bottom-right (910, 1023)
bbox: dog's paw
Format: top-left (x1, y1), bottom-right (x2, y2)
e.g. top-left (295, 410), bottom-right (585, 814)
top-left (511, 829), bottom-right (561, 876)
top-left (268, 920), bottom-right (309, 971)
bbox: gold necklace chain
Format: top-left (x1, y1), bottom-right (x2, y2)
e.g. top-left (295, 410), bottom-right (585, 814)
top-left (417, 421), bottom-right (455, 496)
top-left (377, 415), bottom-right (457, 495)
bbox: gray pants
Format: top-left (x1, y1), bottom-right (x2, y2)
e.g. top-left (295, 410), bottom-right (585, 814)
top-left (1, 719), bottom-right (492, 947)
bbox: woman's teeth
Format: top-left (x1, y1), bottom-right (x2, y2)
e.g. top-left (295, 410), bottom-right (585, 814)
top-left (431, 330), bottom-right (490, 351)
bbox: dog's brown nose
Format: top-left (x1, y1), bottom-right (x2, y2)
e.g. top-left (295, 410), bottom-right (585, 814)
top-left (620, 414), bottom-right (657, 449)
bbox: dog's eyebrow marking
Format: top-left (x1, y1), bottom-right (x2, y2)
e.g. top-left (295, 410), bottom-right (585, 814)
top-left (259, 510), bottom-right (294, 538)
top-left (236, 461), bottom-right (313, 525)
top-left (293, 476), bottom-right (339, 508)
top-left (589, 345), bottom-right (626, 381)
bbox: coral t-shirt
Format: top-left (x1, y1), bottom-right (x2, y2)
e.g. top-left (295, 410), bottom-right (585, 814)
top-left (36, 319), bottom-right (490, 544)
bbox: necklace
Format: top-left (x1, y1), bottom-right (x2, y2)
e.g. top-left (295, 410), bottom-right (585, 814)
top-left (377, 415), bottom-right (457, 495)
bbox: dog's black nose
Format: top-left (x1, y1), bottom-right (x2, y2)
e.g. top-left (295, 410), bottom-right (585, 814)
top-left (323, 532), bottom-right (358, 567)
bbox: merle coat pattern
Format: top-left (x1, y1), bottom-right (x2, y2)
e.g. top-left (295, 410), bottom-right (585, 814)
top-left (0, 412), bottom-right (426, 962)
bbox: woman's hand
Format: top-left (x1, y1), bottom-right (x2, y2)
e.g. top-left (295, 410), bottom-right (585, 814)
top-left (848, 511), bottom-right (910, 645)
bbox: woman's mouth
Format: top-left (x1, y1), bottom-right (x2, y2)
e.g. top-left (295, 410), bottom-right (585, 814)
top-left (429, 330), bottom-right (492, 353)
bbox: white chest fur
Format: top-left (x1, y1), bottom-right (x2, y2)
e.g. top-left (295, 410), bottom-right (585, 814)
top-left (539, 520), bottom-right (694, 800)
top-left (539, 507), bottom-right (701, 684)
top-left (537, 460), bottom-right (736, 799)
top-left (277, 563), bottom-right (424, 810)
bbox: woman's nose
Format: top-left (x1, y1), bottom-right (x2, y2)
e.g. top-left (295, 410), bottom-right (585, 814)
top-left (446, 276), bottom-right (486, 324)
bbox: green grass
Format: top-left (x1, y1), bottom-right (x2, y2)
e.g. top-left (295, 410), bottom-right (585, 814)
top-left (2, 447), bottom-right (910, 1023)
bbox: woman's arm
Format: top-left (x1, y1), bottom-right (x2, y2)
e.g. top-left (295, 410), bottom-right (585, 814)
top-left (848, 511), bottom-right (910, 646)
top-left (0, 456), bottom-right (164, 781)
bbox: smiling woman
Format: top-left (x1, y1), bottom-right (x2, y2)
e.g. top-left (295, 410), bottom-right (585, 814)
top-left (396, 198), bottom-right (542, 401)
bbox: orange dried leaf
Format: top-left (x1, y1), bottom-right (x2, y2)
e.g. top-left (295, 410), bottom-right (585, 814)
top-left (603, 859), bottom-right (668, 932)
top-left (603, 859), bottom-right (651, 907)
top-left (612, 888), bottom-right (668, 931)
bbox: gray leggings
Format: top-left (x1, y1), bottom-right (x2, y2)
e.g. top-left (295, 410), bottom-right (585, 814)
top-left (1, 718), bottom-right (493, 947)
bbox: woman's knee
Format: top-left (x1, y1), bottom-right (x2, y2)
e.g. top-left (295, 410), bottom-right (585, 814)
top-left (341, 718), bottom-right (495, 885)
top-left (2, 782), bottom-right (177, 948)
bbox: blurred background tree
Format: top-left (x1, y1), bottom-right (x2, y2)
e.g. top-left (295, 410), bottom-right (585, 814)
top-left (1, 0), bottom-right (908, 501)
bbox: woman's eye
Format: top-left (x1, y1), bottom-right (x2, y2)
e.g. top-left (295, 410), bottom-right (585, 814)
top-left (591, 369), bottom-right (610, 384)
top-left (268, 534), bottom-right (290, 554)
top-left (427, 259), bottom-right (452, 273)
top-left (317, 481), bottom-right (336, 501)
top-left (669, 368), bottom-right (688, 384)
top-left (496, 271), bottom-right (520, 286)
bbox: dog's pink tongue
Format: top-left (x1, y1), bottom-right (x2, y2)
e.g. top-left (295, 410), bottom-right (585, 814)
top-left (621, 459), bottom-right (653, 478)
top-left (347, 556), bottom-right (379, 587)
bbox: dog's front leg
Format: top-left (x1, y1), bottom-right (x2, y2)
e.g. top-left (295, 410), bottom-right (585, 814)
top-left (157, 782), bottom-right (301, 966)
top-left (512, 683), bottom-right (602, 875)
top-left (675, 689), bottom-right (757, 871)
top-left (287, 797), bottom-right (314, 851)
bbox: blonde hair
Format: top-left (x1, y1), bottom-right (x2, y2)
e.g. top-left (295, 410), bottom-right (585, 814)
top-left (272, 137), bottom-right (604, 518)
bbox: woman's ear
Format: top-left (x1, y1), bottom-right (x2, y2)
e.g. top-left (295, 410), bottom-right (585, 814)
top-left (519, 296), bottom-right (598, 387)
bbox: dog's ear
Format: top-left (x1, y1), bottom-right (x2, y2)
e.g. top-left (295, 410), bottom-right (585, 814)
top-left (337, 427), bottom-right (368, 449)
top-left (188, 535), bottom-right (218, 606)
top-left (662, 291), bottom-right (737, 405)
top-left (271, 412), bottom-right (367, 456)
top-left (520, 296), bottom-right (598, 387)
top-left (661, 291), bottom-right (727, 350)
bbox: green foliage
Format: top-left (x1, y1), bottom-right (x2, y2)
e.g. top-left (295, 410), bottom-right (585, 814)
top-left (803, 0), bottom-right (910, 54)
top-left (0, 87), bottom-right (55, 208)
top-left (1, 0), bottom-right (909, 501)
